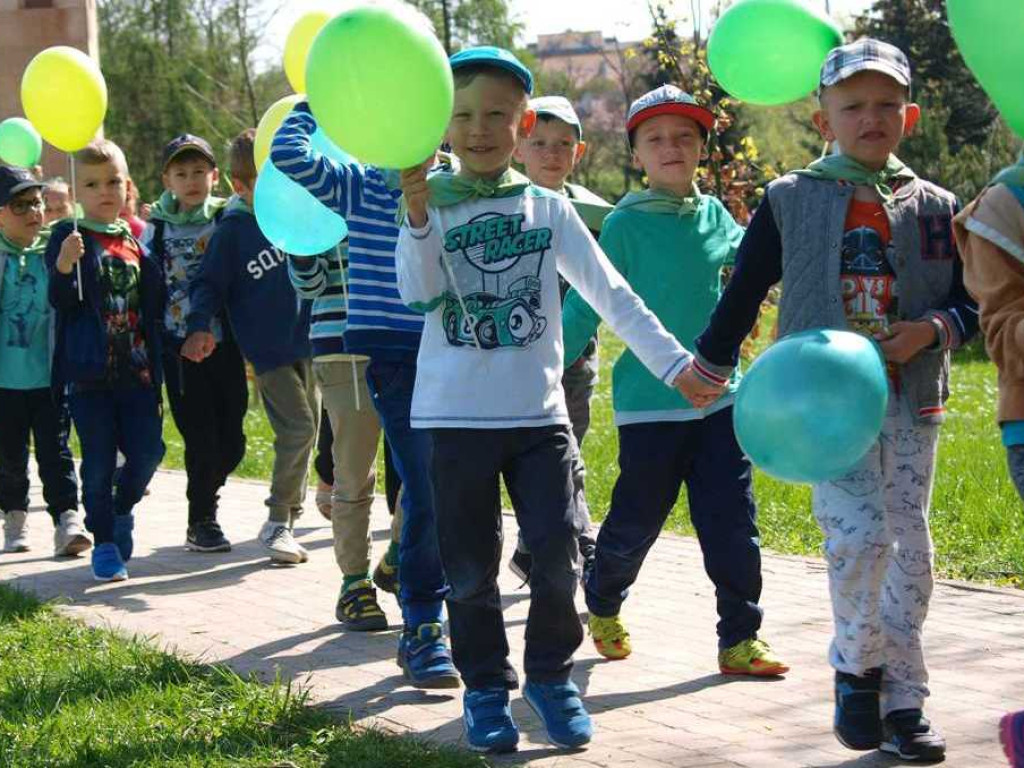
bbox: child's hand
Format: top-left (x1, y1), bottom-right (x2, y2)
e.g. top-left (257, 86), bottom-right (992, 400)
top-left (181, 331), bottom-right (216, 363)
top-left (874, 320), bottom-right (937, 364)
top-left (400, 155), bottom-right (436, 229)
top-left (56, 232), bottom-right (84, 275)
top-left (674, 363), bottom-right (725, 408)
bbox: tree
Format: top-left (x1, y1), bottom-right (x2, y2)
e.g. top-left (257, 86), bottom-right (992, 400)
top-left (404, 0), bottom-right (522, 54)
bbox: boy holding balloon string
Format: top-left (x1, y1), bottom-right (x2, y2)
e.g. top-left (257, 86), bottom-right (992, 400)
top-left (561, 84), bottom-right (787, 679)
top-left (397, 46), bottom-right (700, 753)
top-left (681, 39), bottom-right (978, 762)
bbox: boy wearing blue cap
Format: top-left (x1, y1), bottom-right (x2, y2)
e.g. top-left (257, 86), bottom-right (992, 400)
top-left (397, 46), bottom-right (697, 753)
top-left (564, 84), bottom-right (787, 680)
top-left (682, 39), bottom-right (979, 762)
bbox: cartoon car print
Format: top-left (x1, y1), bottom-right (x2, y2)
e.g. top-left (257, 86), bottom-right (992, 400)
top-left (443, 276), bottom-right (547, 349)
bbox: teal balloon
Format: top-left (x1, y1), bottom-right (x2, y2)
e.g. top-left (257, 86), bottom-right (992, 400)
top-left (305, 4), bottom-right (453, 168)
top-left (254, 159), bottom-right (347, 256)
top-left (733, 329), bottom-right (889, 484)
top-left (0, 117), bottom-right (43, 168)
top-left (948, 0), bottom-right (1024, 139)
top-left (310, 128), bottom-right (356, 166)
top-left (708, 0), bottom-right (843, 106)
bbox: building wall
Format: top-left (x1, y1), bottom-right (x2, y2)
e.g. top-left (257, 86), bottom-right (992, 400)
top-left (0, 0), bottom-right (99, 177)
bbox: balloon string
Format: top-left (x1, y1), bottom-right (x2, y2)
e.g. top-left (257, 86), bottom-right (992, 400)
top-left (334, 243), bottom-right (361, 411)
top-left (69, 153), bottom-right (82, 301)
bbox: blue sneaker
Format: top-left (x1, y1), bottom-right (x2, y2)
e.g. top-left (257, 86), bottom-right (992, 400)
top-left (112, 514), bottom-right (134, 562)
top-left (833, 669), bottom-right (882, 750)
top-left (523, 679), bottom-right (593, 749)
top-left (463, 687), bottom-right (519, 753)
top-left (397, 623), bottom-right (460, 689)
top-left (92, 542), bottom-right (128, 582)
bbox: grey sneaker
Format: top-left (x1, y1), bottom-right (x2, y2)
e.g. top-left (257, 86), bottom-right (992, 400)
top-left (54, 510), bottom-right (91, 557)
top-left (258, 520), bottom-right (308, 564)
top-left (3, 510), bottom-right (29, 553)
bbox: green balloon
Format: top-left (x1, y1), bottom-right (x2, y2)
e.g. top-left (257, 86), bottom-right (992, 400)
top-left (0, 117), bottom-right (43, 168)
top-left (708, 0), bottom-right (842, 106)
top-left (305, 5), bottom-right (453, 169)
top-left (948, 0), bottom-right (1024, 139)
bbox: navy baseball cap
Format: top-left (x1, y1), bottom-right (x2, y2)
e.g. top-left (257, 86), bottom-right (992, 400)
top-left (450, 46), bottom-right (534, 95)
top-left (162, 134), bottom-right (217, 170)
top-left (0, 165), bottom-right (45, 208)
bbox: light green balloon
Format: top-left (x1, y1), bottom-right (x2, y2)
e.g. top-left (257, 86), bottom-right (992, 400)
top-left (948, 0), bottom-right (1024, 139)
top-left (305, 5), bottom-right (453, 169)
top-left (0, 117), bottom-right (43, 168)
top-left (708, 0), bottom-right (842, 106)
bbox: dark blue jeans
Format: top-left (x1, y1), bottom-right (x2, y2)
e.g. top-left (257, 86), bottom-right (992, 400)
top-left (431, 425), bottom-right (582, 690)
top-left (0, 388), bottom-right (78, 522)
top-left (69, 387), bottom-right (165, 544)
top-left (585, 407), bottom-right (763, 649)
top-left (365, 360), bottom-right (447, 628)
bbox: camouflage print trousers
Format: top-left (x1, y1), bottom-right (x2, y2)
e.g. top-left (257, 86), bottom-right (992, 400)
top-left (813, 393), bottom-right (939, 716)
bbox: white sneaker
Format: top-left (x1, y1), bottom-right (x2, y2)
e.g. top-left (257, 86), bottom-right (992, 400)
top-left (54, 510), bottom-right (92, 557)
top-left (3, 510), bottom-right (29, 552)
top-left (258, 520), bottom-right (308, 564)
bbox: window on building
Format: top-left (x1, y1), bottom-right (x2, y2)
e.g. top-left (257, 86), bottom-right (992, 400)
top-left (22, 0), bottom-right (54, 9)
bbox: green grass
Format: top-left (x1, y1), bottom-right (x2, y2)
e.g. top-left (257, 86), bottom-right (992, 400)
top-left (0, 586), bottom-right (484, 768)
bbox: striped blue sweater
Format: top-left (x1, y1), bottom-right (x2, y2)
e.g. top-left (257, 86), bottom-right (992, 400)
top-left (270, 102), bottom-right (423, 361)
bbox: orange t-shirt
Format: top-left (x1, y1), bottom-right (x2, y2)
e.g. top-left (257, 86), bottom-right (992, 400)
top-left (840, 199), bottom-right (897, 337)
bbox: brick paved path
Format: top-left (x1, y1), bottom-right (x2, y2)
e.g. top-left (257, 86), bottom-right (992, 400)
top-left (3, 469), bottom-right (1021, 767)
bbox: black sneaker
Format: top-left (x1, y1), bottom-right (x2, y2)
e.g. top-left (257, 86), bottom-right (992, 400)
top-left (509, 549), bottom-right (532, 584)
top-left (336, 580), bottom-right (388, 631)
top-left (372, 555), bottom-right (399, 595)
top-left (185, 520), bottom-right (232, 553)
top-left (579, 539), bottom-right (596, 587)
top-left (881, 709), bottom-right (946, 762)
top-left (834, 669), bottom-right (882, 750)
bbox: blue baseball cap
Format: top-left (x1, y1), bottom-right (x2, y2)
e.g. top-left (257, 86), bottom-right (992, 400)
top-left (449, 46), bottom-right (534, 95)
top-left (0, 165), bottom-right (45, 208)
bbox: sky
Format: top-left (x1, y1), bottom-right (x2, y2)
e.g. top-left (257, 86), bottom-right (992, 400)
top-left (258, 0), bottom-right (876, 66)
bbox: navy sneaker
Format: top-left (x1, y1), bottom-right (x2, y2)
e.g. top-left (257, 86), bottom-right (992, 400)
top-left (397, 623), bottom-right (460, 689)
top-left (112, 514), bottom-right (134, 562)
top-left (523, 679), bottom-right (593, 749)
top-left (92, 542), bottom-right (128, 582)
top-left (463, 687), bottom-right (519, 753)
top-left (834, 669), bottom-right (882, 750)
top-left (881, 709), bottom-right (946, 762)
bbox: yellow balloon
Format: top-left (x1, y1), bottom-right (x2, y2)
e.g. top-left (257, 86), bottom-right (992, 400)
top-left (284, 11), bottom-right (332, 94)
top-left (21, 46), bottom-right (107, 153)
top-left (254, 94), bottom-right (304, 171)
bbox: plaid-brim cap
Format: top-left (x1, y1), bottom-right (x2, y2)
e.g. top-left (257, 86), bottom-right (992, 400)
top-left (0, 165), bottom-right (45, 208)
top-left (530, 96), bottom-right (583, 139)
top-left (450, 46), bottom-right (534, 95)
top-left (819, 38), bottom-right (911, 94)
top-left (626, 85), bottom-right (715, 137)
top-left (162, 133), bottom-right (217, 170)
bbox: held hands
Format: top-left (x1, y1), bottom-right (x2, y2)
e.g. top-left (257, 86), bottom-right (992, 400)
top-left (674, 362), bottom-right (725, 409)
top-left (874, 320), bottom-right (938, 364)
top-left (56, 232), bottom-right (85, 275)
top-left (181, 331), bottom-right (217, 363)
top-left (400, 154), bottom-right (436, 229)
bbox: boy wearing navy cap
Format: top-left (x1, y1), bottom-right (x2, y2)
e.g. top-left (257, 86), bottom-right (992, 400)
top-left (397, 46), bottom-right (697, 753)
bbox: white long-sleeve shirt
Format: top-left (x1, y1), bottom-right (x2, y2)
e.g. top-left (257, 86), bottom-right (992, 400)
top-left (396, 186), bottom-right (691, 429)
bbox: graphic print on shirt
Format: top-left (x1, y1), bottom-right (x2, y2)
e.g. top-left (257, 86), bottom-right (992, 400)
top-left (162, 228), bottom-right (221, 341)
top-left (441, 212), bottom-right (553, 350)
top-left (1, 265), bottom-right (42, 350)
top-left (96, 234), bottom-right (151, 387)
top-left (840, 224), bottom-right (898, 337)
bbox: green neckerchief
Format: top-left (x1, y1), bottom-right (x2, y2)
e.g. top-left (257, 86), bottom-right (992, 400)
top-left (226, 195), bottom-right (253, 215)
top-left (0, 229), bottom-right (48, 261)
top-left (75, 218), bottom-right (133, 237)
top-left (397, 167), bottom-right (531, 224)
top-left (792, 154), bottom-right (916, 201)
top-left (615, 184), bottom-right (702, 217)
top-left (992, 155), bottom-right (1024, 188)
top-left (564, 183), bottom-right (613, 232)
top-left (148, 190), bottom-right (229, 226)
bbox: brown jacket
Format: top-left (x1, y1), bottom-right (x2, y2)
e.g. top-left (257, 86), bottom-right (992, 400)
top-left (953, 183), bottom-right (1024, 423)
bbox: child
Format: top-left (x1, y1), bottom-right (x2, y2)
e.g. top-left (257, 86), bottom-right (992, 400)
top-left (564, 84), bottom-right (787, 679)
top-left (0, 166), bottom-right (87, 556)
top-left (181, 129), bottom-right (317, 565)
top-left (681, 39), bottom-right (978, 762)
top-left (142, 135), bottom-right (247, 553)
top-left (271, 99), bottom-right (453, 676)
top-left (397, 46), bottom-right (696, 752)
top-left (45, 140), bottom-right (167, 582)
top-left (508, 95), bottom-right (610, 584)
top-left (42, 177), bottom-right (74, 224)
top-left (121, 180), bottom-right (146, 239)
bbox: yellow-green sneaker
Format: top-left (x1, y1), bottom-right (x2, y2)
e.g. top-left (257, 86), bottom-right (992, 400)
top-left (718, 638), bottom-right (789, 677)
top-left (588, 613), bottom-right (632, 660)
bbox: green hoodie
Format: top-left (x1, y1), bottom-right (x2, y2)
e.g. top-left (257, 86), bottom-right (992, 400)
top-left (562, 189), bottom-right (744, 424)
